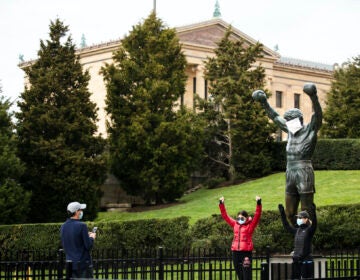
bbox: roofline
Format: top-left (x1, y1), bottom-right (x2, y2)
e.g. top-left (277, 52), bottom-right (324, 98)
top-left (19, 18), bottom-right (333, 74)
top-left (175, 18), bottom-right (280, 59)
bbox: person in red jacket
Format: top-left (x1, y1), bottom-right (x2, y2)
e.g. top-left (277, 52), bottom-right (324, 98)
top-left (219, 196), bottom-right (262, 280)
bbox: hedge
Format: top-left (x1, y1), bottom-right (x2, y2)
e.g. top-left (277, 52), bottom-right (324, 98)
top-left (1, 204), bottom-right (359, 254)
top-left (0, 216), bottom-right (190, 253)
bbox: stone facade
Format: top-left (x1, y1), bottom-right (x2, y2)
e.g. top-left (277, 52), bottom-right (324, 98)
top-left (74, 18), bottom-right (333, 139)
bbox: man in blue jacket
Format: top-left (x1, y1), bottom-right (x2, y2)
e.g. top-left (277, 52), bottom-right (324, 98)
top-left (60, 202), bottom-right (96, 278)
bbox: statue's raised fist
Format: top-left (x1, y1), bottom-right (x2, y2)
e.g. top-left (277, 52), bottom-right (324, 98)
top-left (252, 90), bottom-right (267, 103)
top-left (303, 83), bottom-right (317, 96)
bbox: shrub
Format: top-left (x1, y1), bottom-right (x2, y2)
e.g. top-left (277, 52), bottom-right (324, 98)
top-left (0, 217), bottom-right (190, 253)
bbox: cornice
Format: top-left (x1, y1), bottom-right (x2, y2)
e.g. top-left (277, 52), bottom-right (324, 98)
top-left (77, 39), bottom-right (121, 58)
top-left (274, 62), bottom-right (333, 78)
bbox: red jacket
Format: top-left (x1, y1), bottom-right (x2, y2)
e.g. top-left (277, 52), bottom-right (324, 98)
top-left (219, 203), bottom-right (262, 251)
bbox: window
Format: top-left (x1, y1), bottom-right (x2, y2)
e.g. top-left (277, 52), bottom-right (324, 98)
top-left (193, 77), bottom-right (197, 110)
top-left (276, 91), bottom-right (282, 108)
top-left (193, 77), bottom-right (197, 94)
top-left (294, 93), bottom-right (300, 109)
top-left (204, 79), bottom-right (208, 100)
top-left (276, 129), bottom-right (283, 142)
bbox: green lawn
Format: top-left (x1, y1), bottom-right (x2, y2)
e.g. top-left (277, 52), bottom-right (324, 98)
top-left (95, 170), bottom-right (360, 224)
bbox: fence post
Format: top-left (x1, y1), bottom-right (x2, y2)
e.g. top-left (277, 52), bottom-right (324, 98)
top-left (58, 249), bottom-right (64, 280)
top-left (261, 262), bottom-right (269, 280)
top-left (158, 246), bottom-right (164, 280)
top-left (65, 261), bottom-right (72, 280)
top-left (260, 245), bottom-right (270, 280)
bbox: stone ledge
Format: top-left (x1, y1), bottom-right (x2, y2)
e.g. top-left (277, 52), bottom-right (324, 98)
top-left (106, 203), bottom-right (132, 209)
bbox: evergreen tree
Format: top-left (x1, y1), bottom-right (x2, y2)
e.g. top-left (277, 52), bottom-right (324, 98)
top-left (198, 29), bottom-right (276, 181)
top-left (101, 13), bottom-right (204, 204)
top-left (16, 19), bottom-right (107, 222)
top-left (0, 82), bottom-right (31, 223)
top-left (321, 56), bottom-right (360, 138)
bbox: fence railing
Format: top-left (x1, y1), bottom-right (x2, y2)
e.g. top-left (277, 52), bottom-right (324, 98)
top-left (0, 247), bottom-right (359, 280)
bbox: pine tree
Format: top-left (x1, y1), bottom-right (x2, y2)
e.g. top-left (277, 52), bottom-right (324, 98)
top-left (16, 19), bottom-right (107, 222)
top-left (101, 13), bottom-right (204, 204)
top-left (0, 82), bottom-right (30, 224)
top-left (321, 56), bottom-right (360, 138)
top-left (198, 29), bottom-right (276, 181)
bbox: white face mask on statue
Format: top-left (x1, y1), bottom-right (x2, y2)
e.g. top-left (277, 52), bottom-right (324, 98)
top-left (286, 118), bottom-right (302, 134)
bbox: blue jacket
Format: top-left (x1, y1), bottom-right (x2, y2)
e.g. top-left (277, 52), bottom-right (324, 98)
top-left (60, 218), bottom-right (94, 269)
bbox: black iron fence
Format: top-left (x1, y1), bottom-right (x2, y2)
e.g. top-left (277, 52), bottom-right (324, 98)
top-left (0, 247), bottom-right (359, 279)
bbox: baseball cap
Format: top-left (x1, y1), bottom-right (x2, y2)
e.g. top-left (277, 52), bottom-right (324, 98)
top-left (67, 202), bottom-right (86, 213)
top-left (296, 210), bottom-right (309, 219)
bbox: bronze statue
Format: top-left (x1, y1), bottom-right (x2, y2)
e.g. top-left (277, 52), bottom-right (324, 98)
top-left (252, 83), bottom-right (322, 225)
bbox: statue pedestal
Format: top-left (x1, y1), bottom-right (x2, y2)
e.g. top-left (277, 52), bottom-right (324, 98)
top-left (269, 255), bottom-right (326, 279)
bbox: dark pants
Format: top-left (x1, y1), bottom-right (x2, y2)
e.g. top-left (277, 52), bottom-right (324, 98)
top-left (232, 251), bottom-right (252, 280)
top-left (71, 264), bottom-right (93, 279)
top-left (292, 259), bottom-right (314, 279)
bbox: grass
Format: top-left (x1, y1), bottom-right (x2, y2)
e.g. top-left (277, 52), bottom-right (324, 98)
top-left (95, 170), bottom-right (360, 224)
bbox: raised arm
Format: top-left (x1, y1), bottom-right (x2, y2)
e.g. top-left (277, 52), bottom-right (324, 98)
top-left (303, 83), bottom-right (322, 131)
top-left (248, 196), bottom-right (262, 234)
top-left (308, 203), bottom-right (317, 235)
top-left (219, 197), bottom-right (236, 227)
top-left (252, 90), bottom-right (288, 132)
top-left (278, 204), bottom-right (297, 235)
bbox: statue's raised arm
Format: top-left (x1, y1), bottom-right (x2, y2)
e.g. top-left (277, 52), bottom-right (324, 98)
top-left (252, 90), bottom-right (288, 133)
top-left (303, 83), bottom-right (322, 132)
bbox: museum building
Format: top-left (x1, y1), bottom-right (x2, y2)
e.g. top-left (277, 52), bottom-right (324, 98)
top-left (20, 16), bottom-right (334, 208)
top-left (71, 18), bottom-right (334, 141)
top-left (20, 17), bottom-right (334, 140)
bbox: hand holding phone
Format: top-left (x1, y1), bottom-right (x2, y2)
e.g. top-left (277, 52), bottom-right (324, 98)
top-left (89, 227), bottom-right (97, 239)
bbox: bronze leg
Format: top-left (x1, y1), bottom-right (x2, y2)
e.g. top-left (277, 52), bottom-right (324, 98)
top-left (300, 193), bottom-right (315, 220)
top-left (285, 193), bottom-right (300, 226)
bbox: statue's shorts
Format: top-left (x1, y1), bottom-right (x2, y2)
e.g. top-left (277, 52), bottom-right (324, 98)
top-left (286, 160), bottom-right (315, 195)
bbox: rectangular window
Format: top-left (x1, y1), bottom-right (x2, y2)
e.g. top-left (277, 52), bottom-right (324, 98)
top-left (294, 93), bottom-right (300, 109)
top-left (204, 79), bottom-right (208, 100)
top-left (193, 77), bottom-right (197, 110)
top-left (193, 77), bottom-right (197, 94)
top-left (276, 91), bottom-right (282, 108)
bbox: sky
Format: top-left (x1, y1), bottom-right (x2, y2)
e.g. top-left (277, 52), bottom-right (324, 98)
top-left (1, 0), bottom-right (359, 106)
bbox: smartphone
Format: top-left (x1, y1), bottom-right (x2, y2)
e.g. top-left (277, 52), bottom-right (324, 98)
top-left (92, 227), bottom-right (98, 233)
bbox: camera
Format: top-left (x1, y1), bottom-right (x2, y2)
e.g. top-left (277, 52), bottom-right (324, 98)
top-left (92, 227), bottom-right (98, 233)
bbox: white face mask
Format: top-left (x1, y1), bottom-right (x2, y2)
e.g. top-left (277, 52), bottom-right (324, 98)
top-left (286, 118), bottom-right (302, 134)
